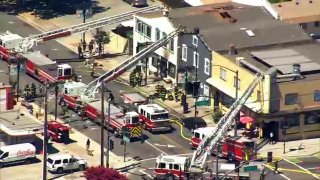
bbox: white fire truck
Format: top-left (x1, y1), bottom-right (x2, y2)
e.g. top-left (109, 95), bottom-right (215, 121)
top-left (153, 154), bottom-right (190, 180)
top-left (191, 127), bottom-right (215, 149)
top-left (138, 104), bottom-right (171, 133)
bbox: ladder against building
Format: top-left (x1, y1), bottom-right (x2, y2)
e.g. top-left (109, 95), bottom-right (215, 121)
top-left (189, 72), bottom-right (265, 173)
top-left (18, 5), bottom-right (164, 52)
top-left (83, 27), bottom-right (185, 99)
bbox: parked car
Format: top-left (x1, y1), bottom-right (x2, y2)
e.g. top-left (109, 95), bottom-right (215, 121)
top-left (122, 0), bottom-right (147, 7)
top-left (47, 154), bottom-right (88, 174)
top-left (0, 143), bottom-right (36, 168)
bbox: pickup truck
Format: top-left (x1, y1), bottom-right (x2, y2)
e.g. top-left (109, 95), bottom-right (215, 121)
top-left (47, 154), bottom-right (88, 174)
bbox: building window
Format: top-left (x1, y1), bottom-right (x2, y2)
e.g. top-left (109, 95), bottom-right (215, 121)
top-left (304, 111), bottom-right (320, 125)
top-left (281, 114), bottom-right (300, 128)
top-left (220, 68), bottom-right (227, 81)
top-left (285, 93), bottom-right (298, 105)
top-left (155, 28), bottom-right (161, 41)
top-left (233, 76), bottom-right (240, 89)
top-left (137, 21), bottom-right (143, 33)
top-left (204, 58), bottom-right (210, 75)
top-left (151, 57), bottom-right (158, 68)
top-left (168, 62), bottom-right (176, 78)
top-left (203, 84), bottom-right (209, 96)
top-left (192, 35), bottom-right (198, 46)
top-left (162, 32), bottom-right (167, 48)
top-left (193, 51), bottom-right (199, 68)
top-left (314, 90), bottom-right (320, 102)
top-left (220, 92), bottom-right (234, 108)
top-left (169, 39), bottom-right (174, 53)
top-left (146, 25), bottom-right (151, 38)
top-left (181, 44), bottom-right (187, 61)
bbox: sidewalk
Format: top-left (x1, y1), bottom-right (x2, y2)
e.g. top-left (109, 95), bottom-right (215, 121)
top-left (258, 138), bottom-right (320, 158)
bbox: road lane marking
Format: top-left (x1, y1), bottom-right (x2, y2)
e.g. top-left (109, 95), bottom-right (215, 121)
top-left (283, 158), bottom-right (320, 179)
top-left (145, 141), bottom-right (168, 155)
top-left (169, 119), bottom-right (191, 141)
top-left (139, 169), bottom-right (153, 179)
top-left (279, 173), bottom-right (291, 180)
top-left (264, 163), bottom-right (291, 180)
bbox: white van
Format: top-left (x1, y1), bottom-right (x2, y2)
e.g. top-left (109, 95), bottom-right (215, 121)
top-left (0, 143), bottom-right (36, 167)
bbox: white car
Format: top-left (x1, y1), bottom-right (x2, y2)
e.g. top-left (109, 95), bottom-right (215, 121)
top-left (47, 154), bottom-right (88, 174)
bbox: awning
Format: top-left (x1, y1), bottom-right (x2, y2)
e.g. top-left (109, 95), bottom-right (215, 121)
top-left (240, 116), bottom-right (254, 124)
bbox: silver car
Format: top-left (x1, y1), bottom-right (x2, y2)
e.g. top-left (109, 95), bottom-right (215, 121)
top-left (123, 0), bottom-right (147, 7)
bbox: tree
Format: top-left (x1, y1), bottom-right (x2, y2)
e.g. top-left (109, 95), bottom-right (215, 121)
top-left (83, 166), bottom-right (128, 180)
top-left (94, 28), bottom-right (110, 55)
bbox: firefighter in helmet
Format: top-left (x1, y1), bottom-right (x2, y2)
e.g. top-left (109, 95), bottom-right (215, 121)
top-left (129, 71), bottom-right (137, 87)
top-left (159, 86), bottom-right (167, 101)
top-left (138, 72), bottom-right (143, 87)
top-left (174, 86), bottom-right (180, 102)
top-left (167, 90), bottom-right (174, 101)
top-left (24, 84), bottom-right (31, 98)
top-left (31, 83), bottom-right (37, 98)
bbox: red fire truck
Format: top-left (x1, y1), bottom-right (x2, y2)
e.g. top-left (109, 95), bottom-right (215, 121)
top-left (85, 100), bottom-right (141, 138)
top-left (48, 121), bottom-right (71, 143)
top-left (138, 104), bottom-right (171, 133)
top-left (24, 52), bottom-right (74, 83)
top-left (221, 136), bottom-right (256, 162)
top-left (153, 154), bottom-right (190, 180)
top-left (191, 126), bottom-right (215, 148)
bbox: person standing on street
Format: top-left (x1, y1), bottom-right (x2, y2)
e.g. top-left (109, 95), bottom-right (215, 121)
top-left (78, 44), bottom-right (83, 58)
top-left (86, 139), bottom-right (90, 151)
top-left (269, 131), bottom-right (274, 144)
top-left (274, 160), bottom-right (279, 174)
top-left (89, 40), bottom-right (94, 55)
top-left (82, 40), bottom-right (87, 52)
top-left (260, 164), bottom-right (266, 180)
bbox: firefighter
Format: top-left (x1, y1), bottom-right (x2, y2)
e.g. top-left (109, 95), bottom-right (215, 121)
top-left (159, 87), bottom-right (167, 101)
top-left (167, 91), bottom-right (174, 101)
top-left (90, 65), bottom-right (95, 78)
top-left (24, 84), bottom-right (31, 99)
top-left (78, 44), bottom-right (83, 58)
top-left (82, 40), bottom-right (87, 52)
top-left (38, 84), bottom-right (43, 95)
top-left (89, 40), bottom-right (94, 55)
top-left (138, 72), bottom-right (143, 87)
top-left (31, 83), bottom-right (37, 97)
top-left (274, 160), bottom-right (279, 174)
top-left (86, 139), bottom-right (90, 151)
top-left (174, 86), bottom-right (180, 102)
top-left (129, 72), bottom-right (137, 87)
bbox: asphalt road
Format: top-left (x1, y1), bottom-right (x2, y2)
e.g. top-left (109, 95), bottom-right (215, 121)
top-left (0, 11), bottom-right (193, 179)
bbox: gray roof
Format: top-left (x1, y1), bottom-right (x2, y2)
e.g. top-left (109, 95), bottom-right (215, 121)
top-left (165, 3), bottom-right (311, 51)
top-left (23, 51), bottom-right (55, 66)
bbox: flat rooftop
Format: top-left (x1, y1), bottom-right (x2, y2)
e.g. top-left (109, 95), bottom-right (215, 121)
top-left (0, 110), bottom-right (43, 136)
top-left (272, 0), bottom-right (320, 23)
top-left (23, 51), bottom-right (56, 66)
top-left (138, 3), bottom-right (311, 51)
top-left (223, 42), bottom-right (320, 81)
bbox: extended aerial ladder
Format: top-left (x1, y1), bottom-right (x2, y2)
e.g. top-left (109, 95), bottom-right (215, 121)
top-left (189, 72), bottom-right (265, 173)
top-left (82, 27), bottom-right (184, 99)
top-left (18, 5), bottom-right (164, 52)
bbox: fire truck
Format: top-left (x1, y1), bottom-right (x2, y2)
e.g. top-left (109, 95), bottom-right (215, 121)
top-left (0, 32), bottom-right (74, 83)
top-left (84, 100), bottom-right (141, 138)
top-left (138, 104), bottom-right (171, 133)
top-left (221, 136), bottom-right (256, 162)
top-left (48, 121), bottom-right (71, 143)
top-left (153, 154), bottom-right (190, 180)
top-left (191, 127), bottom-right (215, 148)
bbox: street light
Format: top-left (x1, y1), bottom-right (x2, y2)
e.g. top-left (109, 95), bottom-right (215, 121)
top-left (211, 65), bottom-right (239, 137)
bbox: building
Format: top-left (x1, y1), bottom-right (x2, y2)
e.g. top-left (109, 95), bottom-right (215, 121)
top-left (0, 109), bottom-right (43, 145)
top-left (133, 2), bottom-right (310, 100)
top-left (208, 43), bottom-right (320, 141)
top-left (0, 84), bottom-right (14, 112)
top-left (266, 0), bottom-right (320, 37)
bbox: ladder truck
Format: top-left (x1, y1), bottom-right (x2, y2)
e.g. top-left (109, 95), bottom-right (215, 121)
top-left (152, 72), bottom-right (266, 179)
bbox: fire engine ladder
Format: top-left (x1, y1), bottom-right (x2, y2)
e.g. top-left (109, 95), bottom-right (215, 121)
top-left (18, 5), bottom-right (164, 52)
top-left (83, 27), bottom-right (185, 99)
top-left (189, 72), bottom-right (265, 173)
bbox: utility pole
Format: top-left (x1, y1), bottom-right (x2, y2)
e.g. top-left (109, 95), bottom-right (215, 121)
top-left (54, 85), bottom-right (58, 120)
top-left (234, 70), bottom-right (239, 137)
top-left (194, 47), bottom-right (198, 117)
top-left (145, 58), bottom-right (148, 86)
top-left (216, 143), bottom-right (219, 180)
top-left (100, 80), bottom-right (105, 167)
top-left (42, 82), bottom-right (48, 180)
top-left (82, 0), bottom-right (86, 42)
top-left (16, 59), bottom-right (20, 102)
top-left (106, 95), bottom-right (111, 167)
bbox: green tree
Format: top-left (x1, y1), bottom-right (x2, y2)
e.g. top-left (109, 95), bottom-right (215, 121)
top-left (94, 28), bottom-right (111, 55)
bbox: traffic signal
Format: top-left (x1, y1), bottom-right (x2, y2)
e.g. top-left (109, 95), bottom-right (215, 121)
top-left (109, 139), bottom-right (114, 150)
top-left (267, 151), bottom-right (273, 163)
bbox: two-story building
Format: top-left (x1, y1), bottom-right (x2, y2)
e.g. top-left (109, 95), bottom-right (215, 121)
top-left (208, 43), bottom-right (320, 141)
top-left (133, 2), bottom-right (310, 100)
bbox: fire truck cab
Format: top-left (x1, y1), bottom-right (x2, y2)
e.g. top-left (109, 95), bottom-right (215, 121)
top-left (222, 136), bottom-right (256, 162)
top-left (59, 81), bottom-right (88, 113)
top-left (0, 31), bottom-right (22, 61)
top-left (153, 155), bottom-right (190, 180)
top-left (48, 121), bottom-right (71, 143)
top-left (138, 104), bottom-right (171, 133)
top-left (191, 126), bottom-right (215, 148)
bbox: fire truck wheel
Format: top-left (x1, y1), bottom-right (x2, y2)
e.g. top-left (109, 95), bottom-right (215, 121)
top-left (49, 136), bottom-right (53, 142)
top-left (57, 167), bottom-right (64, 174)
top-left (60, 100), bottom-right (66, 107)
top-left (164, 173), bottom-right (175, 180)
top-left (79, 164), bottom-right (85, 171)
top-left (227, 153), bottom-right (235, 162)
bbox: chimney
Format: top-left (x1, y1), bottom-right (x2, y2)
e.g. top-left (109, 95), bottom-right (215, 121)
top-left (163, 8), bottom-right (169, 17)
top-left (309, 0), bottom-right (313, 3)
top-left (296, 0), bottom-right (299, 5)
top-left (229, 44), bottom-right (238, 55)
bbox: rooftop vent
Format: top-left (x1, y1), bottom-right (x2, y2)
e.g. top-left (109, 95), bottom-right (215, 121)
top-left (245, 30), bottom-right (255, 37)
top-left (193, 27), bottom-right (200, 34)
top-left (309, 0), bottom-right (313, 3)
top-left (229, 44), bottom-right (238, 55)
top-left (220, 12), bottom-right (231, 18)
top-left (292, 64), bottom-right (301, 75)
top-left (296, 0), bottom-right (300, 5)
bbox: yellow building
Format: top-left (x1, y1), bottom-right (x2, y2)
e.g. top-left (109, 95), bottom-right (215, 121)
top-left (207, 44), bottom-right (320, 141)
